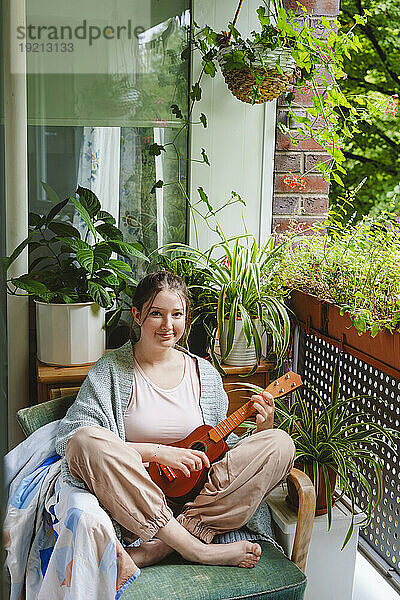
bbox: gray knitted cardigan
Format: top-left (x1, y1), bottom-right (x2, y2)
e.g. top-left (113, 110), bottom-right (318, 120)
top-left (55, 341), bottom-right (277, 546)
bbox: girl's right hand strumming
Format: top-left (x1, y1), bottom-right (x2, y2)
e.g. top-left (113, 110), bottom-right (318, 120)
top-left (154, 445), bottom-right (210, 477)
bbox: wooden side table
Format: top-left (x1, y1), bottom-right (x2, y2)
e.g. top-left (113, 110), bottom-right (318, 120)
top-left (36, 359), bottom-right (94, 403)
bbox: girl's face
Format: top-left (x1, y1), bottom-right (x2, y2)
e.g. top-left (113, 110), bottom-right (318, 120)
top-left (132, 289), bottom-right (187, 350)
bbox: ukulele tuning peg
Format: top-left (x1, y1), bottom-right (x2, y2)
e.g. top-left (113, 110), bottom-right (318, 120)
top-left (273, 381), bottom-right (278, 386)
top-left (279, 387), bottom-right (284, 393)
top-left (285, 374), bottom-right (290, 379)
top-left (291, 382), bottom-right (296, 387)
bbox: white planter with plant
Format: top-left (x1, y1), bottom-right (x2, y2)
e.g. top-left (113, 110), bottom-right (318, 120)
top-left (161, 234), bottom-right (291, 374)
top-left (219, 317), bottom-right (262, 366)
top-left (1, 183), bottom-right (148, 366)
top-left (35, 301), bottom-right (106, 366)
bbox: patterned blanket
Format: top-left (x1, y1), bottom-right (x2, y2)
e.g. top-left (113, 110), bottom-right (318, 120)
top-left (3, 422), bottom-right (139, 600)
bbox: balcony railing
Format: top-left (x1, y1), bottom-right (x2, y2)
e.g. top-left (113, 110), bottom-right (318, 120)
top-left (294, 326), bottom-right (400, 593)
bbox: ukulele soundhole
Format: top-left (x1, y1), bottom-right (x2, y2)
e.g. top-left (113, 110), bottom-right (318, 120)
top-left (190, 442), bottom-right (206, 453)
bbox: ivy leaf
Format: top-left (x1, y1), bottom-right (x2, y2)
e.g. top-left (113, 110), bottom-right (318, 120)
top-left (331, 172), bottom-right (344, 187)
top-left (48, 222), bottom-right (81, 238)
top-left (171, 104), bottom-right (183, 119)
top-left (370, 324), bottom-right (380, 338)
top-left (190, 82), bottom-right (202, 102)
top-left (200, 113), bottom-right (207, 128)
top-left (256, 6), bottom-right (269, 26)
top-left (285, 91), bottom-right (295, 103)
top-left (203, 59), bottom-right (216, 77)
top-left (197, 187), bottom-right (213, 213)
top-left (87, 280), bottom-right (113, 308)
top-left (96, 222), bottom-right (124, 241)
top-left (149, 143), bottom-right (165, 156)
top-left (201, 148), bottom-right (210, 166)
top-left (151, 180), bottom-right (164, 194)
top-left (76, 186), bottom-right (101, 218)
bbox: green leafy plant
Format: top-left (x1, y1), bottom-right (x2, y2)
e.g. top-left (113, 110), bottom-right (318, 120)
top-left (1, 184), bottom-right (148, 313)
top-left (159, 234), bottom-right (291, 373)
top-left (278, 204), bottom-right (400, 336)
top-left (187, 0), bottom-right (371, 184)
top-left (239, 358), bottom-right (397, 548)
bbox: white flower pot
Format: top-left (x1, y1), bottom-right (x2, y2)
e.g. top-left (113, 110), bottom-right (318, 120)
top-left (35, 301), bottom-right (106, 366)
top-left (219, 318), bottom-right (262, 366)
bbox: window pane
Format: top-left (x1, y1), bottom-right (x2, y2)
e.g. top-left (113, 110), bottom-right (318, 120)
top-left (27, 1), bottom-right (190, 270)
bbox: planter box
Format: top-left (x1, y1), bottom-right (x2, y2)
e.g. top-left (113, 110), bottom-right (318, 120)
top-left (290, 290), bottom-right (400, 377)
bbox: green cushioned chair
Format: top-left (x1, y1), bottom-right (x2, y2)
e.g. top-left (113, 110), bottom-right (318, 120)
top-left (17, 396), bottom-right (316, 600)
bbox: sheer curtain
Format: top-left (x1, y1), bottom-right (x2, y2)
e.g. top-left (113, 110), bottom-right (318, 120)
top-left (74, 127), bottom-right (121, 238)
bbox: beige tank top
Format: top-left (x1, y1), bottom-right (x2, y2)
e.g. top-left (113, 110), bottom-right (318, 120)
top-left (124, 353), bottom-right (204, 444)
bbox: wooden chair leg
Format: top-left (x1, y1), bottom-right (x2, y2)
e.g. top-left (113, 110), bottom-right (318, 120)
top-left (287, 467), bottom-right (316, 572)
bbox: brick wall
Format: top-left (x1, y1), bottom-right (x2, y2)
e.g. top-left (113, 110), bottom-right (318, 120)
top-left (272, 0), bottom-right (340, 233)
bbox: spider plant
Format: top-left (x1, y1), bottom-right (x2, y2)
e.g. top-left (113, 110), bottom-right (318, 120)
top-left (238, 358), bottom-right (397, 549)
top-left (158, 233), bottom-right (291, 374)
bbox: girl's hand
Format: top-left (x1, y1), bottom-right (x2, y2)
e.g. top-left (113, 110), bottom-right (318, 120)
top-left (154, 445), bottom-right (211, 477)
top-left (251, 391), bottom-right (275, 433)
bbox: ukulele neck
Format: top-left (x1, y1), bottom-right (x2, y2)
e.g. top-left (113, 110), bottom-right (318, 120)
top-left (207, 370), bottom-right (302, 444)
top-left (208, 400), bottom-right (256, 443)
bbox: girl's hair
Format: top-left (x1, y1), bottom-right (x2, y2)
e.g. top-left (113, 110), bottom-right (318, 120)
top-left (130, 270), bottom-right (191, 343)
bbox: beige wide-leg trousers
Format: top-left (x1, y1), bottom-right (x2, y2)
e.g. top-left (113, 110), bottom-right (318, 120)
top-left (65, 426), bottom-right (295, 544)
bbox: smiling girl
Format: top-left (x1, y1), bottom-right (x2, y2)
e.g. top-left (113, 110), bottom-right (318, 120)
top-left (55, 271), bottom-right (295, 573)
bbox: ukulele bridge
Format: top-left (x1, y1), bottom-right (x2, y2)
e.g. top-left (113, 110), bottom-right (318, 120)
top-left (158, 464), bottom-right (177, 482)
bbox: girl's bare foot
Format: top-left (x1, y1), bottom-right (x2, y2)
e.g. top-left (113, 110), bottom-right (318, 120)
top-left (202, 541), bottom-right (262, 568)
top-left (156, 518), bottom-right (262, 569)
top-left (126, 539), bottom-right (173, 568)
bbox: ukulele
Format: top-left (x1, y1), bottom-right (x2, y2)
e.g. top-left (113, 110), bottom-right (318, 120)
top-left (147, 371), bottom-right (302, 503)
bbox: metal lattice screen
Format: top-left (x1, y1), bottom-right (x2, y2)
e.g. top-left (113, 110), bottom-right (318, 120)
top-left (297, 330), bottom-right (400, 581)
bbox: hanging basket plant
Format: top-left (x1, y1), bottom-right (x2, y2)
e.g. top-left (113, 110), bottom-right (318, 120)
top-left (216, 33), bottom-right (296, 104)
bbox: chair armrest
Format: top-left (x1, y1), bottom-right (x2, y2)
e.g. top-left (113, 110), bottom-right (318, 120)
top-left (287, 467), bottom-right (316, 572)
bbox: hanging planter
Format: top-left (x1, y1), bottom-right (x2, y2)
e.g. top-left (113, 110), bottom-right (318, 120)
top-left (216, 43), bottom-right (296, 104)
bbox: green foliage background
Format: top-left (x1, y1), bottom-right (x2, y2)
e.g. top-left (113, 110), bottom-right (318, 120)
top-left (330, 0), bottom-right (400, 218)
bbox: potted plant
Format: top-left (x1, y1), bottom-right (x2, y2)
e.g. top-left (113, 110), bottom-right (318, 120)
top-left (278, 207), bottom-right (400, 374)
top-left (239, 358), bottom-right (397, 549)
top-left (1, 183), bottom-right (147, 366)
top-left (181, 0), bottom-right (370, 185)
top-left (160, 233), bottom-right (291, 374)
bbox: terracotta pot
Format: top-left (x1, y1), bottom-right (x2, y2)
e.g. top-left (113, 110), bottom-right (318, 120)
top-left (287, 462), bottom-right (337, 516)
top-left (290, 289), bottom-right (400, 376)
